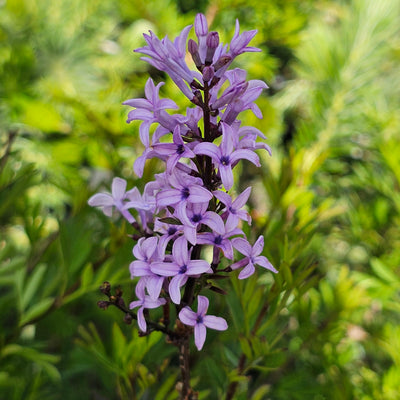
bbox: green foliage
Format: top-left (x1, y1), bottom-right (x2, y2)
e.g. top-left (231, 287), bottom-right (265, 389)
top-left (1, 0), bottom-right (400, 398)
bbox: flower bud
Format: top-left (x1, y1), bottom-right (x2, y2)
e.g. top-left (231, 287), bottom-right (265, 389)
top-left (100, 281), bottom-right (111, 296)
top-left (188, 39), bottom-right (202, 69)
top-left (205, 32), bottom-right (219, 65)
top-left (97, 300), bottom-right (110, 310)
top-left (194, 13), bottom-right (208, 37)
top-left (202, 66), bottom-right (214, 82)
top-left (124, 313), bottom-right (133, 324)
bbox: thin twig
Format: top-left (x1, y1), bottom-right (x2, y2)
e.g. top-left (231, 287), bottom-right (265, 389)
top-left (178, 336), bottom-right (192, 399)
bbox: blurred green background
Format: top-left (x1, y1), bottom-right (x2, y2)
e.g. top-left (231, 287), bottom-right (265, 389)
top-left (1, 0), bottom-right (400, 399)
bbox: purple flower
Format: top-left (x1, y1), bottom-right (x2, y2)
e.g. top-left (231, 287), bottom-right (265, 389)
top-left (123, 78), bottom-right (179, 147)
top-left (194, 13), bottom-right (209, 63)
top-left (213, 187), bottom-right (252, 226)
top-left (231, 236), bottom-right (278, 279)
top-left (152, 125), bottom-right (196, 174)
top-left (88, 177), bottom-right (135, 223)
top-left (129, 279), bottom-right (166, 332)
top-left (150, 236), bottom-right (211, 304)
top-left (194, 123), bottom-right (260, 190)
top-left (176, 202), bottom-right (225, 245)
top-left (229, 19), bottom-right (260, 57)
top-left (135, 28), bottom-right (196, 99)
top-left (179, 295), bottom-right (228, 350)
top-left (130, 236), bottom-right (165, 299)
top-left (124, 186), bottom-right (154, 231)
top-left (156, 170), bottom-right (213, 211)
top-left (154, 217), bottom-right (183, 256)
top-left (196, 216), bottom-right (243, 259)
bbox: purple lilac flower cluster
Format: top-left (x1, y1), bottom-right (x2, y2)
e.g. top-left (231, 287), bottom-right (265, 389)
top-left (89, 13), bottom-right (277, 351)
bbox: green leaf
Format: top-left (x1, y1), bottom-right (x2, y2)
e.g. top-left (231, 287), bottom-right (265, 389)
top-left (238, 336), bottom-right (253, 360)
top-left (19, 297), bottom-right (54, 326)
top-left (21, 264), bottom-right (47, 310)
top-left (370, 258), bottom-right (399, 284)
top-left (81, 263), bottom-right (94, 288)
top-left (251, 384), bottom-right (271, 400)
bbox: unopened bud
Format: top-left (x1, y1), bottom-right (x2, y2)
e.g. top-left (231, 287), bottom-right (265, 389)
top-left (188, 39), bottom-right (202, 69)
top-left (206, 32), bottom-right (219, 49)
top-left (188, 39), bottom-right (198, 55)
top-left (100, 281), bottom-right (111, 296)
top-left (194, 13), bottom-right (208, 37)
top-left (124, 313), bottom-right (133, 324)
top-left (205, 32), bottom-right (219, 65)
top-left (202, 66), bottom-right (214, 82)
top-left (97, 300), bottom-right (110, 310)
top-left (191, 90), bottom-right (204, 107)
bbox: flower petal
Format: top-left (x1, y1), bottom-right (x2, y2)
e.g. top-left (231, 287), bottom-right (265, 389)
top-left (252, 235), bottom-right (264, 256)
top-left (187, 185), bottom-right (213, 203)
top-left (130, 260), bottom-right (150, 277)
top-left (219, 164), bottom-right (234, 190)
top-left (197, 295), bottom-right (209, 315)
top-left (168, 274), bottom-right (187, 304)
top-left (232, 237), bottom-right (252, 257)
top-left (172, 236), bottom-right (189, 266)
top-left (238, 263), bottom-right (255, 279)
top-left (193, 142), bottom-right (220, 162)
top-left (137, 307), bottom-right (147, 332)
top-left (150, 261), bottom-right (180, 276)
top-left (194, 323), bottom-right (207, 351)
top-left (88, 193), bottom-right (113, 207)
top-left (230, 149), bottom-right (260, 167)
top-left (111, 178), bottom-right (127, 200)
top-left (232, 187), bottom-right (251, 209)
top-left (179, 307), bottom-right (197, 326)
top-left (156, 189), bottom-right (182, 207)
top-left (145, 276), bottom-right (165, 300)
top-left (254, 256), bottom-right (278, 273)
top-left (187, 259), bottom-right (211, 275)
top-left (203, 315), bottom-right (228, 331)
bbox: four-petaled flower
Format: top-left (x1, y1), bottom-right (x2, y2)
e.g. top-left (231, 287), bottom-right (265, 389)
top-left (179, 295), bottom-right (228, 350)
top-left (88, 177), bottom-right (135, 224)
top-left (231, 235), bottom-right (278, 279)
top-left (129, 279), bottom-right (166, 332)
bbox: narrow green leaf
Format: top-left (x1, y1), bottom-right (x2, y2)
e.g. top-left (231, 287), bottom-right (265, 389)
top-left (19, 297), bottom-right (54, 326)
top-left (21, 264), bottom-right (47, 310)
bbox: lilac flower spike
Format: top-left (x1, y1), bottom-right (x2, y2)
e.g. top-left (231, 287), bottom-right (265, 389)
top-left (179, 295), bottom-right (228, 350)
top-left (231, 236), bottom-right (278, 279)
top-left (90, 12), bottom-right (277, 357)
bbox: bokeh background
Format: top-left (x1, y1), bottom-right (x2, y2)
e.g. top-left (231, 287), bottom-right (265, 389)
top-left (1, 0), bottom-right (400, 399)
